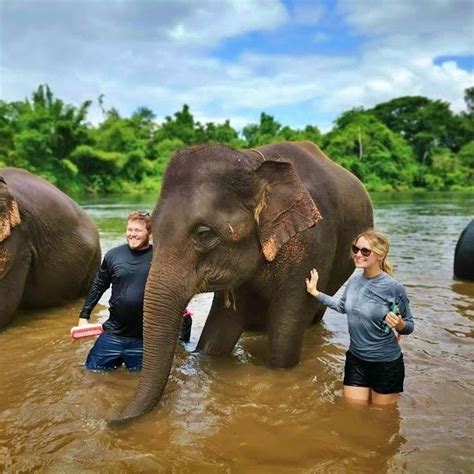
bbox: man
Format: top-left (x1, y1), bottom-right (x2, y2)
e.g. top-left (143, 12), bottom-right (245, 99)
top-left (78, 211), bottom-right (191, 371)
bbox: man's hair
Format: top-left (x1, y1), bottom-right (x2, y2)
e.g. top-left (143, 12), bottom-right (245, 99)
top-left (128, 211), bottom-right (152, 232)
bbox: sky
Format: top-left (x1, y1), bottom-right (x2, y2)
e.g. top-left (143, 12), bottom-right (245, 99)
top-left (1, 0), bottom-right (473, 132)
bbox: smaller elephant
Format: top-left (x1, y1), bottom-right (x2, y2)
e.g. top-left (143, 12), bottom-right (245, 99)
top-left (454, 220), bottom-right (474, 281)
top-left (0, 168), bottom-right (101, 329)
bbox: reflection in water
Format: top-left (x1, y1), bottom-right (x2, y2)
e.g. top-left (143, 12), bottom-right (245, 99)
top-left (0, 192), bottom-right (473, 471)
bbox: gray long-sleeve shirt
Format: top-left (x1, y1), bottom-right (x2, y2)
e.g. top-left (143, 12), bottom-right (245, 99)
top-left (317, 272), bottom-right (414, 362)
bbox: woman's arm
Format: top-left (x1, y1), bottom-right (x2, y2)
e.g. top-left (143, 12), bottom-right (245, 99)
top-left (396, 285), bottom-right (414, 335)
top-left (385, 284), bottom-right (414, 335)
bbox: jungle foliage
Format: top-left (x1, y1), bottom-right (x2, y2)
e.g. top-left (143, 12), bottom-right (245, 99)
top-left (0, 84), bottom-right (472, 194)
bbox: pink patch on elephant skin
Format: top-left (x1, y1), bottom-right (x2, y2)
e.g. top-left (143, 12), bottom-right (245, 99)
top-left (0, 200), bottom-right (21, 243)
top-left (226, 222), bottom-right (253, 241)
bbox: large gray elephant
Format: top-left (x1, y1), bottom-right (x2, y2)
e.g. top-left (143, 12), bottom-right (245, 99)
top-left (114, 141), bottom-right (373, 423)
top-left (0, 167), bottom-right (101, 329)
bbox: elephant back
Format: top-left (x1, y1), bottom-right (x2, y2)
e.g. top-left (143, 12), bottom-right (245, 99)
top-left (0, 167), bottom-right (101, 304)
top-left (454, 220), bottom-right (474, 281)
top-left (1, 167), bottom-right (97, 238)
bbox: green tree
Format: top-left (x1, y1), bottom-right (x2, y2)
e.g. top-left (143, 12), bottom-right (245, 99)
top-left (323, 111), bottom-right (418, 191)
top-left (370, 96), bottom-right (463, 164)
top-left (0, 101), bottom-right (16, 166)
top-left (242, 112), bottom-right (282, 146)
top-left (275, 124), bottom-right (322, 143)
top-left (464, 86), bottom-right (474, 117)
top-left (1, 84), bottom-right (91, 189)
top-left (423, 148), bottom-right (468, 190)
top-left (78, 105), bottom-right (155, 191)
top-left (155, 104), bottom-right (197, 145)
top-left (458, 87), bottom-right (474, 153)
top-left (242, 113), bottom-right (322, 147)
top-left (457, 140), bottom-right (474, 187)
top-left (2, 84), bottom-right (472, 194)
top-left (195, 120), bottom-right (242, 147)
top-left (130, 107), bottom-right (158, 155)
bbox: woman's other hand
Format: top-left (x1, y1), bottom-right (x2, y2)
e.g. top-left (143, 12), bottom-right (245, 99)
top-left (385, 311), bottom-right (406, 331)
top-left (305, 268), bottom-right (320, 297)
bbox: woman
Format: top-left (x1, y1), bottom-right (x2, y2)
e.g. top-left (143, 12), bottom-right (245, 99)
top-left (306, 229), bottom-right (414, 405)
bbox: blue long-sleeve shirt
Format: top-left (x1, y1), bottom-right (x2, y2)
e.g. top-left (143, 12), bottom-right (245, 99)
top-left (317, 272), bottom-right (414, 362)
top-left (79, 244), bottom-right (153, 338)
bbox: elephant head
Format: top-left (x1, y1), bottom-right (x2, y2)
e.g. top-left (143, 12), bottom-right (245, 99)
top-left (0, 176), bottom-right (29, 328)
top-left (113, 145), bottom-right (321, 423)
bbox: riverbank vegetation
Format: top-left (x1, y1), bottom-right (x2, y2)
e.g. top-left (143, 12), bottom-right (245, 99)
top-left (1, 85), bottom-right (472, 195)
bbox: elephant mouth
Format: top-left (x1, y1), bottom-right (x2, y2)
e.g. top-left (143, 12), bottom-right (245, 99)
top-left (198, 267), bottom-right (252, 294)
top-left (202, 281), bottom-right (230, 291)
top-left (197, 279), bottom-right (241, 296)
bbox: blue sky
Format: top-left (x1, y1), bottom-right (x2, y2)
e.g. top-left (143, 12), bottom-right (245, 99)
top-left (1, 0), bottom-right (473, 132)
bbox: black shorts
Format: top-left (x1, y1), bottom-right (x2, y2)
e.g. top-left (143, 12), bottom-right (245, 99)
top-left (343, 351), bottom-right (404, 394)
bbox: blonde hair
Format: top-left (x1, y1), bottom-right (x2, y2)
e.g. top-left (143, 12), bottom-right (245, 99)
top-left (353, 229), bottom-right (394, 275)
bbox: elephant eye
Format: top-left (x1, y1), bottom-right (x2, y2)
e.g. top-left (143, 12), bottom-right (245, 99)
top-left (193, 225), bottom-right (220, 250)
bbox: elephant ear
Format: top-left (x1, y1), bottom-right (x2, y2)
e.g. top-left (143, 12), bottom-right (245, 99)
top-left (0, 177), bottom-right (21, 243)
top-left (255, 161), bottom-right (322, 261)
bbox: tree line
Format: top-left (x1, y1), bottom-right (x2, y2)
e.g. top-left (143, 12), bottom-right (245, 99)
top-left (0, 84), bottom-right (472, 195)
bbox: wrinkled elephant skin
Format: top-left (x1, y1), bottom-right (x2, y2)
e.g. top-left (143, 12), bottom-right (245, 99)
top-left (0, 168), bottom-right (101, 329)
top-left (454, 219), bottom-right (474, 281)
top-left (114, 141), bottom-right (373, 423)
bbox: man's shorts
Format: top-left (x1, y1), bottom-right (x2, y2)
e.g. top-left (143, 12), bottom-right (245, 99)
top-left (343, 350), bottom-right (404, 394)
top-left (85, 332), bottom-right (143, 371)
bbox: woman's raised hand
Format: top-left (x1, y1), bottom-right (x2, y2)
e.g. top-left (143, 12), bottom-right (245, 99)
top-left (305, 268), bottom-right (320, 297)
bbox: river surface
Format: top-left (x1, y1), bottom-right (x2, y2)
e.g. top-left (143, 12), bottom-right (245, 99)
top-left (1, 192), bottom-right (473, 473)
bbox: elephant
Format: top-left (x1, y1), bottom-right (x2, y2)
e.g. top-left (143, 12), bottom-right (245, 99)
top-left (0, 167), bottom-right (101, 329)
top-left (454, 220), bottom-right (474, 281)
top-left (113, 141), bottom-right (373, 424)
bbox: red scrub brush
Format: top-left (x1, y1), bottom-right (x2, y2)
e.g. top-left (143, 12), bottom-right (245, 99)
top-left (70, 323), bottom-right (104, 340)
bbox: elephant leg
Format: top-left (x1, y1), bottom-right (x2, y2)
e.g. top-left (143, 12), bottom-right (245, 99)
top-left (196, 291), bottom-right (246, 356)
top-left (267, 289), bottom-right (314, 369)
top-left (0, 252), bottom-right (31, 329)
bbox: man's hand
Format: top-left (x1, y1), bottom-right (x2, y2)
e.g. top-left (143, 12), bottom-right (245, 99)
top-left (77, 318), bottom-right (89, 327)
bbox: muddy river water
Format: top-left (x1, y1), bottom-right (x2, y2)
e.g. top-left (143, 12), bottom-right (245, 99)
top-left (1, 192), bottom-right (473, 473)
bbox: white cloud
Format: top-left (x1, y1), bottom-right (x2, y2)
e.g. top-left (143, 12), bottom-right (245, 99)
top-left (291, 1), bottom-right (326, 25)
top-left (312, 32), bottom-right (330, 43)
top-left (0, 0), bottom-right (472, 132)
top-left (169, 0), bottom-right (288, 45)
top-left (338, 0), bottom-right (473, 56)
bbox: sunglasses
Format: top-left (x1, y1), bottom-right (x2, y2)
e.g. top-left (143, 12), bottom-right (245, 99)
top-left (351, 245), bottom-right (372, 257)
top-left (138, 211), bottom-right (150, 217)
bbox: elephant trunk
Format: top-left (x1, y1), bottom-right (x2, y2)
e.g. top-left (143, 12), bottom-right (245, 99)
top-left (110, 259), bottom-right (194, 425)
